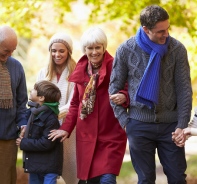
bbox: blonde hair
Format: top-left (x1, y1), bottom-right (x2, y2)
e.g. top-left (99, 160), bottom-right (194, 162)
top-left (46, 32), bottom-right (76, 81)
top-left (46, 50), bottom-right (76, 81)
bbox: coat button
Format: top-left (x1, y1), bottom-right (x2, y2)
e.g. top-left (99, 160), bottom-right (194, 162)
top-left (26, 158), bottom-right (28, 160)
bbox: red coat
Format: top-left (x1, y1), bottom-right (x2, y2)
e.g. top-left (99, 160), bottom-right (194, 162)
top-left (60, 51), bottom-right (127, 180)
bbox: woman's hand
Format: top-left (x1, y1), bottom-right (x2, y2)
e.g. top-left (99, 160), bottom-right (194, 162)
top-left (183, 127), bottom-right (191, 135)
top-left (48, 129), bottom-right (69, 142)
top-left (109, 93), bottom-right (126, 105)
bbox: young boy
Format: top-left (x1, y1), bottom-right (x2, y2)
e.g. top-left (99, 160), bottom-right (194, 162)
top-left (16, 80), bottom-right (63, 184)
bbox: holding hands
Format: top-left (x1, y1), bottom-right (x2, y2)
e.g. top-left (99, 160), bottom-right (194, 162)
top-left (183, 127), bottom-right (191, 136)
top-left (16, 125), bottom-right (26, 146)
top-left (172, 128), bottom-right (186, 147)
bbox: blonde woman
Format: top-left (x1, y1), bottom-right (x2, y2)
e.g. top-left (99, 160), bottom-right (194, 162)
top-left (37, 32), bottom-right (78, 184)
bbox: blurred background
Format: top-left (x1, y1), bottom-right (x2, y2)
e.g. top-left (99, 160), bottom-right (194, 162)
top-left (1, 0), bottom-right (197, 98)
top-left (1, 0), bottom-right (197, 183)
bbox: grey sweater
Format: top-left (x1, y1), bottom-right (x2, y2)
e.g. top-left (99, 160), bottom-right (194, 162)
top-left (109, 36), bottom-right (192, 129)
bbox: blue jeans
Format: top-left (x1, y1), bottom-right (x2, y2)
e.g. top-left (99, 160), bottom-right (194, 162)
top-left (100, 174), bottom-right (116, 184)
top-left (126, 119), bottom-right (186, 184)
top-left (78, 174), bottom-right (116, 184)
top-left (29, 173), bottom-right (58, 184)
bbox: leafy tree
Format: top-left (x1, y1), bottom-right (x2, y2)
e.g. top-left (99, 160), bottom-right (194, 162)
top-left (1, 0), bottom-right (196, 38)
top-left (1, 0), bottom-right (197, 102)
top-left (83, 0), bottom-right (197, 37)
top-left (0, 0), bottom-right (77, 38)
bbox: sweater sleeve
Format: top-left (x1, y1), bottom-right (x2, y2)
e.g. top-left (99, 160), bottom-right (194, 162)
top-left (63, 82), bottom-right (75, 112)
top-left (188, 108), bottom-right (197, 128)
top-left (191, 128), bottom-right (197, 136)
top-left (119, 82), bottom-right (130, 108)
top-left (174, 42), bottom-right (192, 129)
top-left (15, 62), bottom-right (28, 127)
top-left (109, 44), bottom-right (129, 128)
top-left (36, 68), bottom-right (47, 81)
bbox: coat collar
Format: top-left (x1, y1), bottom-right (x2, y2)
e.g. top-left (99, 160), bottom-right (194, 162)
top-left (69, 51), bottom-right (113, 86)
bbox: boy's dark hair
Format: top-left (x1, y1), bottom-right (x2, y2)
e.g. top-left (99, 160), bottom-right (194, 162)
top-left (140, 5), bottom-right (169, 30)
top-left (34, 80), bottom-right (61, 103)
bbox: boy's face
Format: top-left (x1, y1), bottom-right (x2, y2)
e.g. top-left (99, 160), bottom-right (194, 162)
top-left (29, 89), bottom-right (40, 103)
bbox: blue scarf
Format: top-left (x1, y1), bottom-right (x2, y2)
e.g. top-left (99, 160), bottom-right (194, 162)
top-left (135, 27), bottom-right (169, 108)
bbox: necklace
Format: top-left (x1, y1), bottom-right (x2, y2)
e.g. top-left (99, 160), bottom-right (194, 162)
top-left (90, 61), bottom-right (102, 69)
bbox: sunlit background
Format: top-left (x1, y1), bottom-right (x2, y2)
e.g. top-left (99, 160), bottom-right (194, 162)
top-left (1, 0), bottom-right (197, 183)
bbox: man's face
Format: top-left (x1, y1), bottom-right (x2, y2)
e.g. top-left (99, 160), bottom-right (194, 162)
top-left (143, 19), bottom-right (170, 44)
top-left (0, 40), bottom-right (17, 62)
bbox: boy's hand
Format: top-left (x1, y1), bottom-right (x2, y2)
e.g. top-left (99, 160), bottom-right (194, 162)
top-left (19, 125), bottom-right (26, 138)
top-left (16, 137), bottom-right (23, 146)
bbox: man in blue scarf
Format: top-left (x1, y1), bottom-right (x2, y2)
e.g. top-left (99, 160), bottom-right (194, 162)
top-left (109, 5), bottom-right (192, 184)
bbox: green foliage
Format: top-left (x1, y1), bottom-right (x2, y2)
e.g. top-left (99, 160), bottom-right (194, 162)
top-left (0, 0), bottom-right (76, 38)
top-left (17, 149), bottom-right (23, 167)
top-left (53, 0), bottom-right (77, 23)
top-left (1, 0), bottom-right (197, 99)
top-left (0, 0), bottom-right (42, 38)
top-left (83, 0), bottom-right (197, 37)
top-left (187, 155), bottom-right (197, 177)
top-left (16, 157), bottom-right (23, 167)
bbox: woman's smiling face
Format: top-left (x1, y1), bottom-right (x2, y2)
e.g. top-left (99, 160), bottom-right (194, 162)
top-left (85, 43), bottom-right (104, 64)
top-left (51, 43), bottom-right (68, 66)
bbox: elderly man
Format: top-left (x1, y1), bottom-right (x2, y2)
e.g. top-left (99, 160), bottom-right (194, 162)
top-left (0, 25), bottom-right (27, 184)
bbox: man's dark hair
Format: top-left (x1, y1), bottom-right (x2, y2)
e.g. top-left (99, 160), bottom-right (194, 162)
top-left (34, 80), bottom-right (61, 103)
top-left (140, 5), bottom-right (169, 30)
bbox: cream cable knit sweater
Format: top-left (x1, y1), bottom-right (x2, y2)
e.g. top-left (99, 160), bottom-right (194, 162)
top-left (189, 108), bottom-right (197, 136)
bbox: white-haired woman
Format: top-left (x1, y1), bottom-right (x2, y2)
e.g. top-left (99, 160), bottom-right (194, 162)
top-left (49, 27), bottom-right (128, 184)
top-left (37, 32), bottom-right (78, 184)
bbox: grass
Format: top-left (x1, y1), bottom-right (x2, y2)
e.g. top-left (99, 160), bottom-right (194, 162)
top-left (118, 161), bottom-right (135, 178)
top-left (187, 155), bottom-right (197, 178)
top-left (17, 149), bottom-right (23, 167)
top-left (117, 161), bottom-right (137, 184)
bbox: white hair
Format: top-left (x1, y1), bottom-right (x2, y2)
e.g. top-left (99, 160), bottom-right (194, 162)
top-left (80, 27), bottom-right (107, 54)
